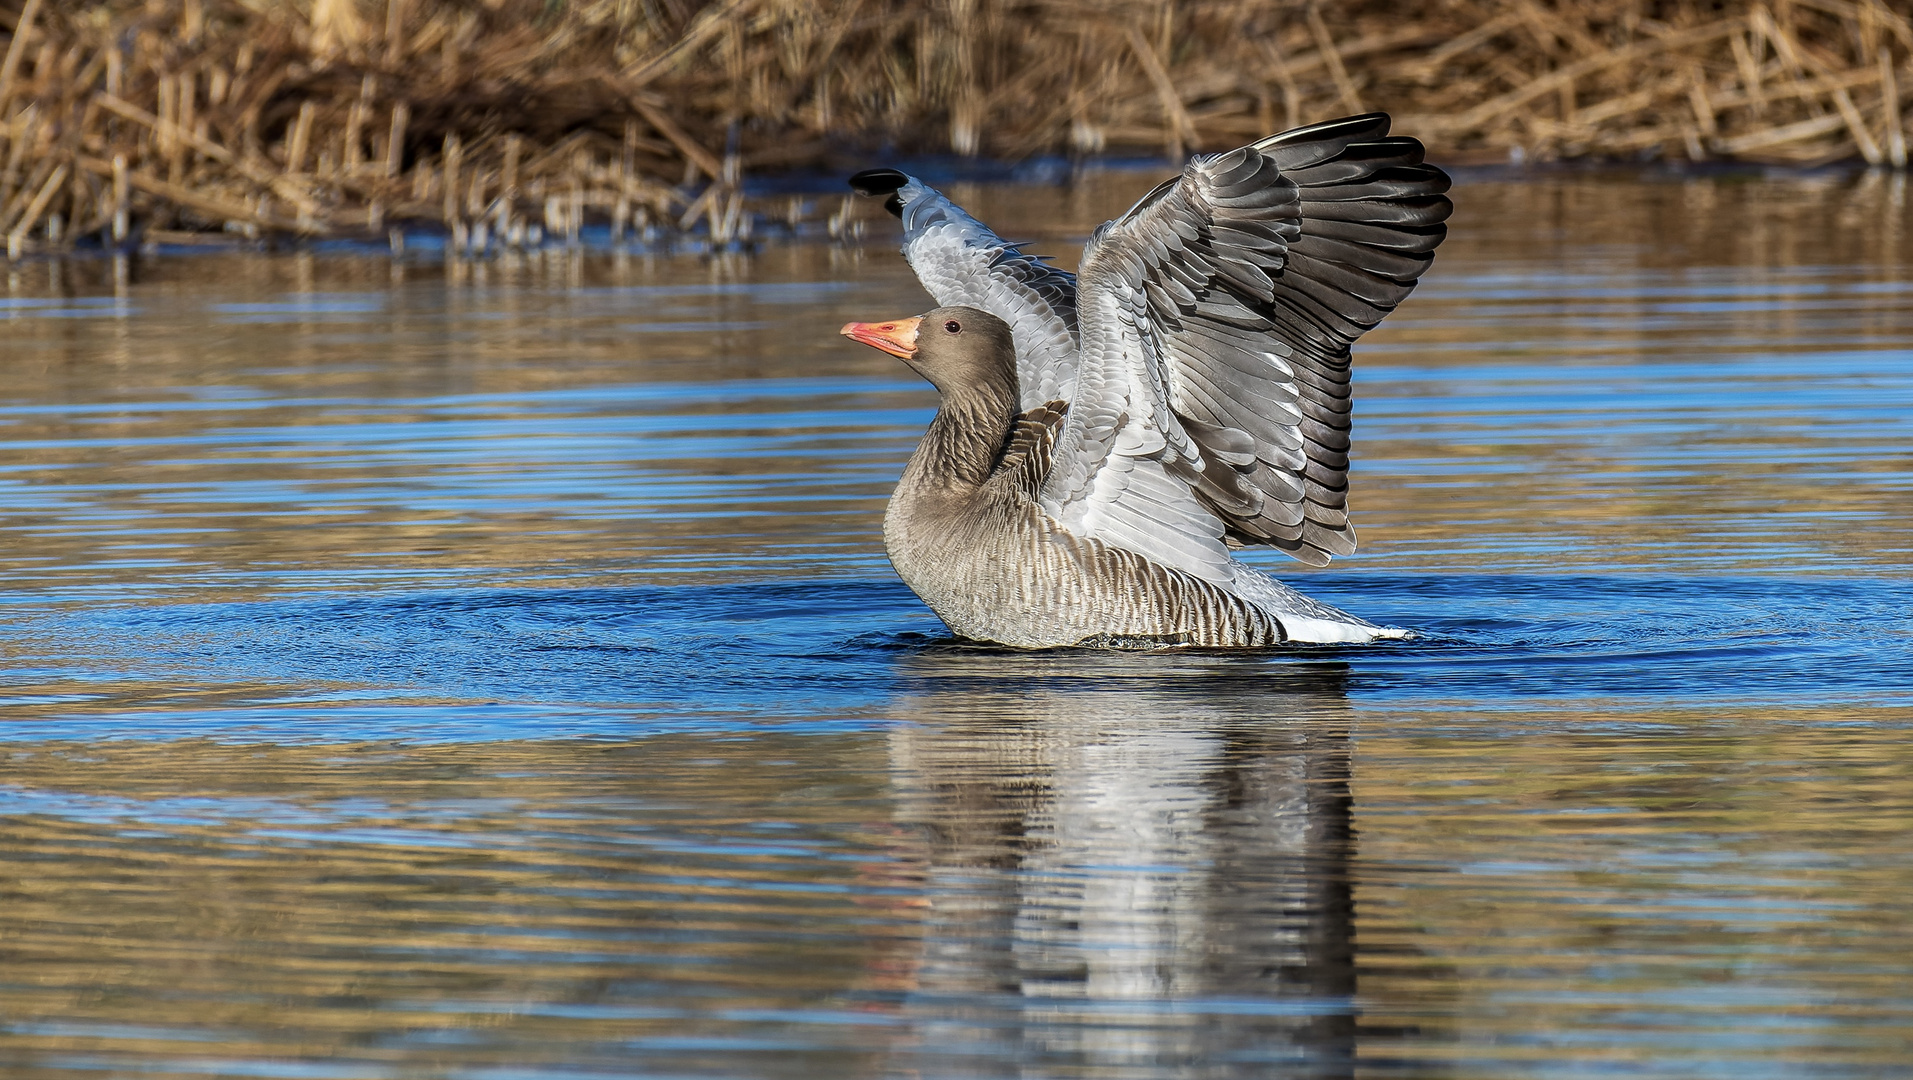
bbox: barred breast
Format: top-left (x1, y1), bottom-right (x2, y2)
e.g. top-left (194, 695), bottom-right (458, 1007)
top-left (884, 496), bottom-right (1284, 648)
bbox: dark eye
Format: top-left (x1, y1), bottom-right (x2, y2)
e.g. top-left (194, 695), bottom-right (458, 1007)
top-left (943, 320), bottom-right (962, 334)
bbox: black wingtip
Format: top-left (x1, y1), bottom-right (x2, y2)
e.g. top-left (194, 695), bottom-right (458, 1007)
top-left (1253, 112), bottom-right (1393, 153)
top-left (849, 168), bottom-right (908, 197)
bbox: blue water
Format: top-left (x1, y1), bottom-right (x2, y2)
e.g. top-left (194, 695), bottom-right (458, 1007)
top-left (0, 174), bottom-right (1910, 1078)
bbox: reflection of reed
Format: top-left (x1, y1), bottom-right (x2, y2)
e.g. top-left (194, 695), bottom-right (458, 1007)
top-left (0, 173), bottom-right (1908, 615)
top-left (0, 243), bottom-right (928, 607)
top-left (1347, 175), bottom-right (1913, 577)
top-left (1349, 707), bottom-right (1913, 1073)
top-left (882, 652), bottom-right (1360, 1078)
top-left (0, 736), bottom-right (914, 1076)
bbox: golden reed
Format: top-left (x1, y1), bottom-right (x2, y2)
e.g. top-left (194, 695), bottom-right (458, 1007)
top-left (0, 0), bottom-right (1907, 252)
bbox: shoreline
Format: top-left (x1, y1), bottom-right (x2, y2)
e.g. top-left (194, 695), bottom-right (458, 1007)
top-left (0, 1), bottom-right (1907, 258)
top-left (1, 152), bottom-right (1894, 267)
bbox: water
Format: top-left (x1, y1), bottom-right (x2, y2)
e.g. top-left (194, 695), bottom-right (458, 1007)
top-left (1, 170), bottom-right (1911, 1078)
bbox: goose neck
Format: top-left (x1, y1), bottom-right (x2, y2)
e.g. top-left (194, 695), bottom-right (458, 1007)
top-left (907, 383), bottom-right (1017, 492)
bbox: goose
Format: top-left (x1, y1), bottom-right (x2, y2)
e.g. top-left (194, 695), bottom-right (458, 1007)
top-left (840, 113), bottom-right (1451, 647)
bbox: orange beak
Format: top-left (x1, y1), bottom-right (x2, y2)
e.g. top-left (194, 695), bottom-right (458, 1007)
top-left (839, 316), bottom-right (921, 360)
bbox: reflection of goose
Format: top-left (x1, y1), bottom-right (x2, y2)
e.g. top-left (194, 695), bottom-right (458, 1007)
top-left (879, 651), bottom-right (1358, 1078)
top-left (842, 115), bottom-right (1451, 646)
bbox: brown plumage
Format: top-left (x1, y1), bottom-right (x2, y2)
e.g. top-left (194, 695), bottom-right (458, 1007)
top-left (843, 305), bottom-right (1358, 648)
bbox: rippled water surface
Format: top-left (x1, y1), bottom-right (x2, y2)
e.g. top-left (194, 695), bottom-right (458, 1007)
top-left (2, 172), bottom-right (1911, 1078)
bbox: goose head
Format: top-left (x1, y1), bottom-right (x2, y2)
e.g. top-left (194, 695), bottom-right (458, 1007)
top-left (840, 305), bottom-right (1016, 399)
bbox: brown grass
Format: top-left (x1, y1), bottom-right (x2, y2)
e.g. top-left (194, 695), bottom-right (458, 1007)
top-left (1, 0), bottom-right (1910, 254)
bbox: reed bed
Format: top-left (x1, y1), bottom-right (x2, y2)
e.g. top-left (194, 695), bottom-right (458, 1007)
top-left (1, 0), bottom-right (1909, 255)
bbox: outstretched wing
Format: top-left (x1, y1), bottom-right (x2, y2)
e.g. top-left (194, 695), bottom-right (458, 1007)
top-left (850, 169), bottom-right (1079, 412)
top-left (1043, 115), bottom-right (1451, 569)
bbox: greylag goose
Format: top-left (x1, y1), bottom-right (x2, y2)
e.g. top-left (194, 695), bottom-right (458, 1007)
top-left (841, 113), bottom-right (1451, 647)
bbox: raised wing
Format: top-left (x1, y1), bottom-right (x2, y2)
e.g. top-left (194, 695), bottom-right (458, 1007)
top-left (850, 169), bottom-right (1079, 412)
top-left (1046, 115), bottom-right (1451, 569)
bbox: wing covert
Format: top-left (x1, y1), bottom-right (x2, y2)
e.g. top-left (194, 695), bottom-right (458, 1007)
top-left (851, 170), bottom-right (1080, 411)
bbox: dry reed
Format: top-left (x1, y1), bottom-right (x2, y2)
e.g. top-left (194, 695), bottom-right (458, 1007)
top-left (0, 0), bottom-right (1909, 255)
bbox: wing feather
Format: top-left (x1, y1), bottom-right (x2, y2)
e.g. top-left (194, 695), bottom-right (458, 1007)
top-left (1047, 113), bottom-right (1451, 566)
top-left (857, 116), bottom-right (1449, 572)
top-left (1306, 218), bottom-right (1447, 252)
top-left (856, 172), bottom-right (1082, 412)
top-left (1254, 114), bottom-right (1394, 166)
top-left (1290, 233), bottom-right (1435, 280)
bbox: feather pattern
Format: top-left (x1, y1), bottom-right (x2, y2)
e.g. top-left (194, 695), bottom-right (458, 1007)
top-left (1044, 113), bottom-right (1451, 566)
top-left (856, 171), bottom-right (1081, 411)
top-left (852, 113), bottom-right (1450, 642)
